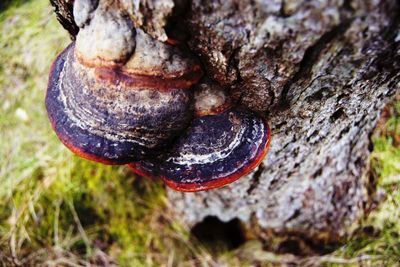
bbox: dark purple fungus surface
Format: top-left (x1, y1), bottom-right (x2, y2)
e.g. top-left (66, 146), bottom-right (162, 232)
top-left (46, 43), bottom-right (197, 164)
top-left (130, 108), bottom-right (271, 192)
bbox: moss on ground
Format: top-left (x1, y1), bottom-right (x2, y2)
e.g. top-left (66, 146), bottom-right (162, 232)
top-left (0, 0), bottom-right (399, 266)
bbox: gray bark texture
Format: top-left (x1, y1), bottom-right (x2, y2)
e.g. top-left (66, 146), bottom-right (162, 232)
top-left (51, 0), bottom-right (400, 252)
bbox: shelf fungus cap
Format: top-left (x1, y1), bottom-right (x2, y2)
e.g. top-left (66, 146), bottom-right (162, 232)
top-left (46, 43), bottom-right (194, 164)
top-left (46, 0), bottom-right (204, 164)
top-left (130, 108), bottom-right (271, 192)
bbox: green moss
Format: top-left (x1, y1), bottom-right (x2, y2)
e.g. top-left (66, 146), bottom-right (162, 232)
top-left (323, 100), bottom-right (400, 266)
top-left (372, 102), bottom-right (400, 179)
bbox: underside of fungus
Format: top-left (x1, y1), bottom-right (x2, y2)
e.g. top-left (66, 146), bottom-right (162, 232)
top-left (46, 0), bottom-right (272, 192)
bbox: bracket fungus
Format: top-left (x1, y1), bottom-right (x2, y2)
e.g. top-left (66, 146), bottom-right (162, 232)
top-left (129, 107), bottom-right (271, 192)
top-left (46, 0), bottom-right (271, 191)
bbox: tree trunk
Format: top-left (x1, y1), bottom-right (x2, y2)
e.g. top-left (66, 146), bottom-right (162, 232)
top-left (51, 0), bottom-right (400, 252)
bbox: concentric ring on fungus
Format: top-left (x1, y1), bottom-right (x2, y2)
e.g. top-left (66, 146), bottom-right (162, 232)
top-left (130, 108), bottom-right (271, 192)
top-left (129, 80), bottom-right (271, 192)
top-left (46, 33), bottom-right (202, 164)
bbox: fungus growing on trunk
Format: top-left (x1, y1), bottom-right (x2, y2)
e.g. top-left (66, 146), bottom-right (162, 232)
top-left (46, 30), bottom-right (202, 164)
top-left (46, 0), bottom-right (271, 191)
top-left (130, 108), bottom-right (271, 192)
top-left (129, 82), bottom-right (271, 191)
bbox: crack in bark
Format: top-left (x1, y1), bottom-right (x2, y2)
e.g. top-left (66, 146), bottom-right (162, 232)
top-left (226, 46), bottom-right (242, 86)
top-left (50, 0), bottom-right (79, 38)
top-left (247, 163), bottom-right (265, 194)
top-left (279, 19), bottom-right (353, 107)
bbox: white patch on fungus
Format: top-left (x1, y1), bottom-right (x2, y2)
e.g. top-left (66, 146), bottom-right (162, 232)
top-left (75, 1), bottom-right (135, 65)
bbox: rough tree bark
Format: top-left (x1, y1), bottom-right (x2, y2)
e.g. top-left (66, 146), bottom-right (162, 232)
top-left (51, 0), bottom-right (400, 252)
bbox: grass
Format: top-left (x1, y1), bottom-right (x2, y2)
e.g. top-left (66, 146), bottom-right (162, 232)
top-left (0, 0), bottom-right (399, 266)
top-left (327, 101), bottom-right (400, 266)
top-left (0, 1), bottom-right (208, 265)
